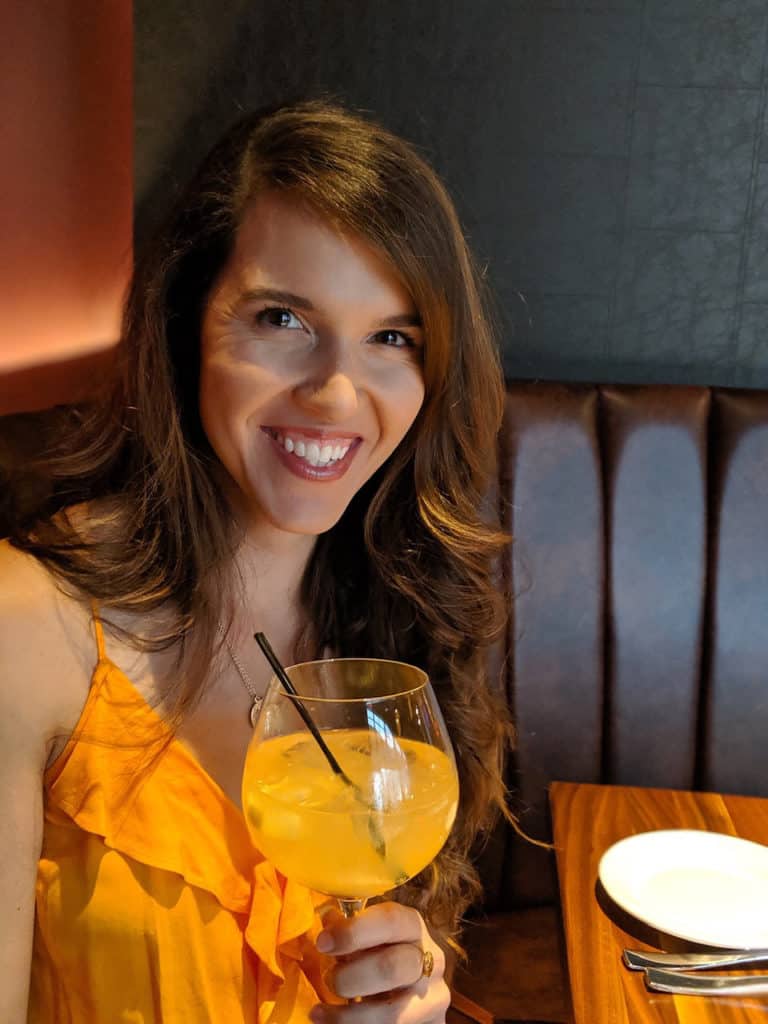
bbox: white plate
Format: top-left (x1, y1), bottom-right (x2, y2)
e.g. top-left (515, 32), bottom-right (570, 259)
top-left (598, 829), bottom-right (768, 949)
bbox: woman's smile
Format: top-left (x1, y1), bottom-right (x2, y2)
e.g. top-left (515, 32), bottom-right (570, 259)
top-left (261, 426), bottom-right (362, 480)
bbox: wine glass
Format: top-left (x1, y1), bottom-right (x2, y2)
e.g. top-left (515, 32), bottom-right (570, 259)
top-left (242, 657), bottom-right (459, 918)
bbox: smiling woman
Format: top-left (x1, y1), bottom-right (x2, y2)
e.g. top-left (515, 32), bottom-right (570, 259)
top-left (0, 101), bottom-right (512, 1024)
top-left (199, 192), bottom-right (426, 538)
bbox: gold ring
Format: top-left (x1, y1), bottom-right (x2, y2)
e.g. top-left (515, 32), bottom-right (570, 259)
top-left (420, 948), bottom-right (435, 979)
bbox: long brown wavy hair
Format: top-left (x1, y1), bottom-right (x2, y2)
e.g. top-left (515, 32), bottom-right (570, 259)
top-left (9, 100), bottom-right (513, 944)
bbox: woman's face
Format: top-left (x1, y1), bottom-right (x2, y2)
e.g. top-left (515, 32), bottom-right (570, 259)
top-left (199, 192), bottom-right (426, 541)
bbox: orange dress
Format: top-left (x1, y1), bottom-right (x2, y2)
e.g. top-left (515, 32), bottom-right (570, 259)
top-left (29, 615), bottom-right (334, 1022)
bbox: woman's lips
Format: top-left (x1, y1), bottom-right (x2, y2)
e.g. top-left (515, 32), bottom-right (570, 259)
top-left (262, 427), bottom-right (362, 481)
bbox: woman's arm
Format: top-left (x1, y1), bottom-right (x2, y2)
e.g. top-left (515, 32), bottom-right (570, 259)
top-left (0, 708), bottom-right (45, 1022)
top-left (0, 542), bottom-right (93, 1021)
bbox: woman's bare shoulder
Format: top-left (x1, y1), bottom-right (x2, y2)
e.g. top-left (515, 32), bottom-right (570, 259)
top-left (0, 540), bottom-right (95, 746)
top-left (0, 537), bottom-right (84, 613)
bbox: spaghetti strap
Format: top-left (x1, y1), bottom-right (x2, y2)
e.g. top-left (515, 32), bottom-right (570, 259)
top-left (91, 602), bottom-right (106, 662)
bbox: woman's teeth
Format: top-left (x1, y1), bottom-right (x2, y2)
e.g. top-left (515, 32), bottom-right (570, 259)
top-left (273, 432), bottom-right (351, 467)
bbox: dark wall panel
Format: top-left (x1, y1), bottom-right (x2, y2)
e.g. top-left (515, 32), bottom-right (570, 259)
top-left (135, 1), bottom-right (768, 388)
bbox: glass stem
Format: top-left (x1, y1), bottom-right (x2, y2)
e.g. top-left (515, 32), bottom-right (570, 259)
top-left (337, 898), bottom-right (367, 918)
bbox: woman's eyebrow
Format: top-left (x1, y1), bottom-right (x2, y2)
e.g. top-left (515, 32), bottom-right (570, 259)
top-left (378, 313), bottom-right (423, 329)
top-left (238, 287), bottom-right (317, 310)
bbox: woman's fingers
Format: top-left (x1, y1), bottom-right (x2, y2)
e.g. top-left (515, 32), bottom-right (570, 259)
top-left (317, 902), bottom-right (424, 956)
top-left (314, 902), bottom-right (449, 1021)
top-left (329, 942), bottom-right (425, 999)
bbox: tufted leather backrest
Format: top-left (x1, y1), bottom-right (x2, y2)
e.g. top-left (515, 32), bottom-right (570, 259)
top-left (484, 381), bottom-right (768, 911)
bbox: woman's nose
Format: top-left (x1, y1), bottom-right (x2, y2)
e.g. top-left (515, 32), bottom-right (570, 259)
top-left (293, 363), bottom-right (360, 421)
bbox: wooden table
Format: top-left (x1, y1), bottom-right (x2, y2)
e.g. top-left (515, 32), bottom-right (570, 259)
top-left (550, 781), bottom-right (768, 1023)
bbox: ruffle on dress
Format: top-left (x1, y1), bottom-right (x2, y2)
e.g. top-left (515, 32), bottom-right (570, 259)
top-left (39, 656), bottom-right (336, 1023)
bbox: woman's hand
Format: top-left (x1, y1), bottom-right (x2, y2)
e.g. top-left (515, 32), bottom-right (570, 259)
top-left (310, 901), bottom-right (450, 1023)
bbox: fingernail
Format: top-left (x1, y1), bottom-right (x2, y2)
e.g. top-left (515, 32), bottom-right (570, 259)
top-left (309, 1008), bottom-right (328, 1024)
top-left (316, 930), bottom-right (335, 953)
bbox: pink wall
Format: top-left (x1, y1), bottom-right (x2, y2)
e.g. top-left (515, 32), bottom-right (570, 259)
top-left (0, 3), bottom-right (132, 414)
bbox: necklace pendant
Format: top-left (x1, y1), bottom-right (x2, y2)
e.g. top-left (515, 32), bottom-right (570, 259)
top-left (249, 696), bottom-right (263, 728)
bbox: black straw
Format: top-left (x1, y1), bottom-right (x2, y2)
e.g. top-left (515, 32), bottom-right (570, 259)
top-left (253, 632), bottom-right (352, 785)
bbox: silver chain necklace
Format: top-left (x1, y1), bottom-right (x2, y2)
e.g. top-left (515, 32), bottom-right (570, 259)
top-left (222, 634), bottom-right (264, 728)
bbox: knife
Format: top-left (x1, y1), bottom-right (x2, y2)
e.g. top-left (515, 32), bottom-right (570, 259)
top-left (645, 967), bottom-right (768, 996)
top-left (624, 948), bottom-right (768, 971)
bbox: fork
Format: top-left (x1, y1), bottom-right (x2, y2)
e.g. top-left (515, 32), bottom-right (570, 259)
top-left (624, 948), bottom-right (768, 971)
top-left (645, 968), bottom-right (768, 996)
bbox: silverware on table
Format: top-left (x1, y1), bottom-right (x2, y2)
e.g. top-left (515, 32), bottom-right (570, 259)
top-left (624, 948), bottom-right (768, 971)
top-left (645, 967), bottom-right (768, 996)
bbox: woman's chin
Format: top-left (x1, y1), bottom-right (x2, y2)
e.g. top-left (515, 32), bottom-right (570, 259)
top-left (241, 502), bottom-right (349, 541)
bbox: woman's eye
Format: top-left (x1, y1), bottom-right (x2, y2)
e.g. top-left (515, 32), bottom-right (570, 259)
top-left (374, 329), bottom-right (415, 348)
top-left (256, 307), bottom-right (303, 330)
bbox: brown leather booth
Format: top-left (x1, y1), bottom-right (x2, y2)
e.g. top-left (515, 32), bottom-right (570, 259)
top-left (454, 381), bottom-right (768, 1024)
